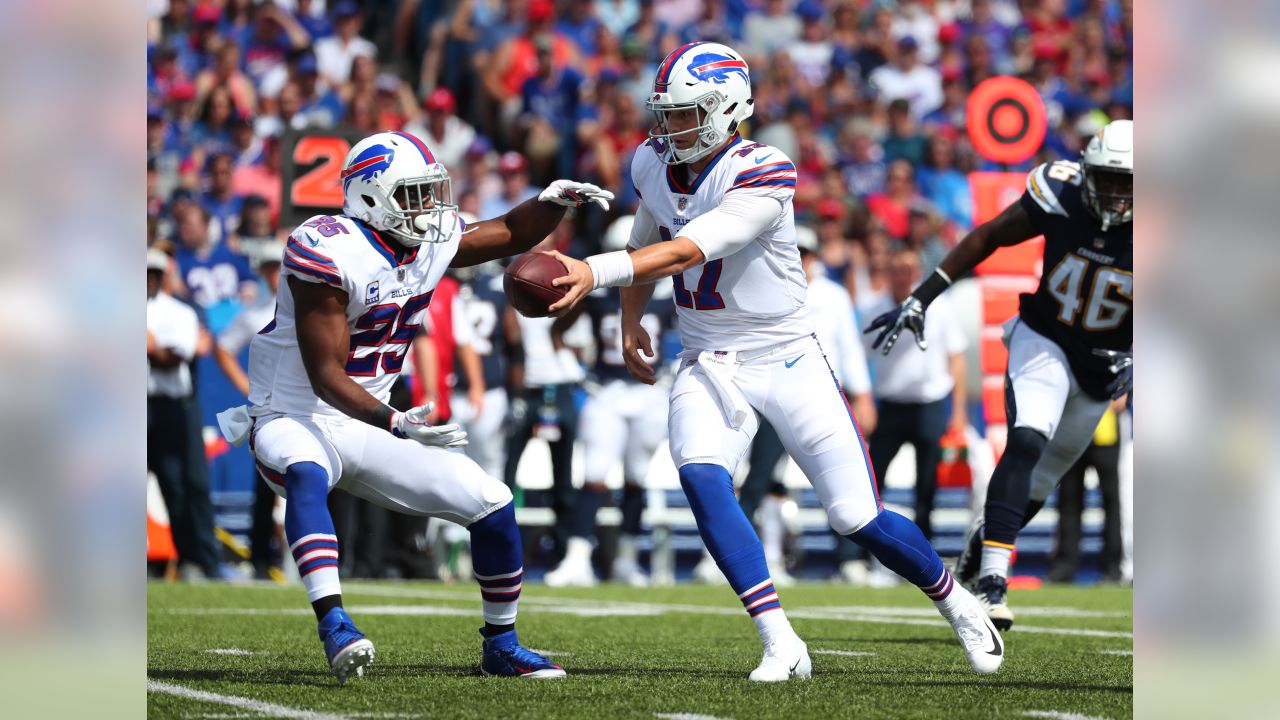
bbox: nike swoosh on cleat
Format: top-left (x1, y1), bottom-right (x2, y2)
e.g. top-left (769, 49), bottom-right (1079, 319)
top-left (755, 153), bottom-right (773, 163)
top-left (985, 618), bottom-right (1003, 656)
top-left (784, 354), bottom-right (804, 368)
top-left (790, 657), bottom-right (802, 673)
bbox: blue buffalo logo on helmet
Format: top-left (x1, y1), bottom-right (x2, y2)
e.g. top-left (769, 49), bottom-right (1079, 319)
top-left (341, 143), bottom-right (396, 191)
top-left (685, 52), bottom-right (749, 85)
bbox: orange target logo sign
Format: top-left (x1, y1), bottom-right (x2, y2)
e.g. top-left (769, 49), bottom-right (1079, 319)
top-left (966, 77), bottom-right (1047, 165)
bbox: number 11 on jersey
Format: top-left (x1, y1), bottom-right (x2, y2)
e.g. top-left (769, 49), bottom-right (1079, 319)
top-left (658, 225), bottom-right (725, 310)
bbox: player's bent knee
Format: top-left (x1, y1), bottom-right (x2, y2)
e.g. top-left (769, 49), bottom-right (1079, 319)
top-left (284, 461), bottom-right (329, 504)
top-left (826, 500), bottom-right (877, 536)
top-left (1005, 426), bottom-right (1049, 462)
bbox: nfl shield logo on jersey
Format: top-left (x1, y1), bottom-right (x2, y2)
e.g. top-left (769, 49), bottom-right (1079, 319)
top-left (365, 282), bottom-right (380, 305)
top-left (678, 196), bottom-right (688, 211)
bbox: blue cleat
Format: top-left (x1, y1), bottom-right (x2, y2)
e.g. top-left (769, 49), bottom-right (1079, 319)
top-left (479, 629), bottom-right (566, 679)
top-left (318, 607), bottom-right (375, 684)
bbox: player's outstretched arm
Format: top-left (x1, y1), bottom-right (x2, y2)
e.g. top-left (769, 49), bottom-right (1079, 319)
top-left (450, 180), bottom-right (615, 268)
top-left (865, 200), bottom-right (1040, 355)
top-left (290, 277), bottom-right (466, 447)
top-left (546, 193), bottom-right (780, 313)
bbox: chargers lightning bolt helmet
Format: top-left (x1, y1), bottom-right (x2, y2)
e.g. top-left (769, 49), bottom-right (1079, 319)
top-left (1080, 119), bottom-right (1133, 231)
top-left (341, 131), bottom-right (457, 246)
top-left (647, 42), bottom-right (754, 165)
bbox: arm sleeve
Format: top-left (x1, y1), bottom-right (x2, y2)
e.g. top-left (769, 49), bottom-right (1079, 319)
top-left (676, 193), bottom-right (782, 262)
top-left (627, 199), bottom-right (662, 250)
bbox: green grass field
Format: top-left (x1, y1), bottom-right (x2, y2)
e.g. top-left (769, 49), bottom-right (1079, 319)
top-left (148, 580), bottom-right (1131, 719)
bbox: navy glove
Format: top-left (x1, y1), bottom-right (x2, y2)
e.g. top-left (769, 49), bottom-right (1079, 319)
top-left (864, 297), bottom-right (928, 355)
top-left (1093, 349), bottom-right (1133, 399)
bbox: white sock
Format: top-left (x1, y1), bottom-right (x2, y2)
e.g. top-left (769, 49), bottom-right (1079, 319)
top-left (753, 607), bottom-right (796, 647)
top-left (979, 544), bottom-right (1013, 579)
top-left (933, 584), bottom-right (969, 620)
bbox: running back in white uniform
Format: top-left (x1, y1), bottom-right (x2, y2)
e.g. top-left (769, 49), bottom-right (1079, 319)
top-left (629, 134), bottom-right (813, 352)
top-left (248, 213), bottom-right (459, 417)
top-left (245, 212), bottom-right (510, 527)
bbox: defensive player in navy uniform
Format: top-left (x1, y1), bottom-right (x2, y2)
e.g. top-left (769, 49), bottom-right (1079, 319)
top-left (548, 42), bottom-right (1003, 681)
top-left (215, 131), bottom-right (613, 682)
top-left (544, 216), bottom-right (678, 587)
top-left (454, 260), bottom-right (517, 481)
top-left (867, 120), bottom-right (1133, 630)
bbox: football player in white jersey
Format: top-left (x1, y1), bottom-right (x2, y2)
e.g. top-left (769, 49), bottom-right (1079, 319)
top-left (215, 131), bottom-right (612, 682)
top-left (547, 42), bottom-right (1002, 681)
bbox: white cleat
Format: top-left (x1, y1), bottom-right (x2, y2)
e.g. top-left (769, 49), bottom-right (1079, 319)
top-left (748, 638), bottom-right (812, 682)
top-left (330, 639), bottom-right (375, 685)
top-left (611, 557), bottom-right (650, 587)
top-left (944, 586), bottom-right (1005, 675)
top-left (543, 558), bottom-right (598, 588)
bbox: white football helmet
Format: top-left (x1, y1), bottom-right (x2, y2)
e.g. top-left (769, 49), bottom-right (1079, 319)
top-left (646, 42), bottom-right (754, 165)
top-left (341, 131), bottom-right (457, 246)
top-left (603, 214), bottom-right (634, 252)
top-left (1080, 119), bottom-right (1133, 231)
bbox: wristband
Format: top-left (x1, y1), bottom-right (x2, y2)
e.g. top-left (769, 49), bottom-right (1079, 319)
top-left (372, 404), bottom-right (396, 433)
top-left (585, 250), bottom-right (635, 290)
top-left (910, 269), bottom-right (952, 307)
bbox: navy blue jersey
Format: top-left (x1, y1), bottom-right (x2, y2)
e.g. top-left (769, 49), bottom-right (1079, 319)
top-left (584, 288), bottom-right (676, 382)
top-left (1017, 160), bottom-right (1132, 400)
top-left (457, 272), bottom-right (508, 391)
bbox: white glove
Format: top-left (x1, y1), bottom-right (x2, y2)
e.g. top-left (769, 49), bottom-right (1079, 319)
top-left (390, 403), bottom-right (468, 448)
top-left (539, 180), bottom-right (615, 211)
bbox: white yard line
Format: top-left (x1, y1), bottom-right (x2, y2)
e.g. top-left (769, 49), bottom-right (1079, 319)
top-left (529, 649), bottom-right (572, 657)
top-left (148, 680), bottom-right (346, 720)
top-left (1099, 649), bottom-right (1133, 656)
top-left (162, 584), bottom-right (1131, 638)
top-left (164, 602), bottom-right (1131, 639)
top-left (1022, 711), bottom-right (1109, 720)
top-left (813, 649), bottom-right (876, 657)
top-left (655, 714), bottom-right (735, 720)
top-left (206, 649), bottom-right (256, 656)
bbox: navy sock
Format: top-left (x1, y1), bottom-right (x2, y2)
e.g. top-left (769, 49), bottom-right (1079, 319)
top-left (469, 503), bottom-right (523, 628)
top-left (849, 510), bottom-right (954, 600)
top-left (619, 483), bottom-right (645, 536)
top-left (984, 427), bottom-right (1048, 544)
top-left (571, 486), bottom-right (607, 540)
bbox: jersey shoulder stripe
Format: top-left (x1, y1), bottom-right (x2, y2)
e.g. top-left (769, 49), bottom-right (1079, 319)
top-left (1024, 161), bottom-right (1079, 218)
top-left (283, 250), bottom-right (342, 286)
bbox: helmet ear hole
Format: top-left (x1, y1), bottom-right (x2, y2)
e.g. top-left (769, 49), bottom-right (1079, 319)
top-left (362, 194), bottom-right (376, 208)
top-left (722, 102), bottom-right (738, 116)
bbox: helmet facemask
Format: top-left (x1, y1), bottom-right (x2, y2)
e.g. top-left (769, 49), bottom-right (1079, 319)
top-left (376, 168), bottom-right (456, 246)
top-left (1082, 165), bottom-right (1132, 232)
top-left (647, 91), bottom-right (736, 165)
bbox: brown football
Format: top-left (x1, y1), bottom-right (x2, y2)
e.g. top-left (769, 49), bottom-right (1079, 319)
top-left (504, 252), bottom-right (569, 318)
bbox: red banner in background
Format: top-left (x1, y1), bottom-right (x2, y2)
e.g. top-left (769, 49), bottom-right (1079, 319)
top-left (969, 171), bottom-right (1043, 431)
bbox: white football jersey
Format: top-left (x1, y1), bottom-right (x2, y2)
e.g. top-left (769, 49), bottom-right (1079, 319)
top-left (630, 134), bottom-right (813, 352)
top-left (247, 213), bottom-right (461, 417)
